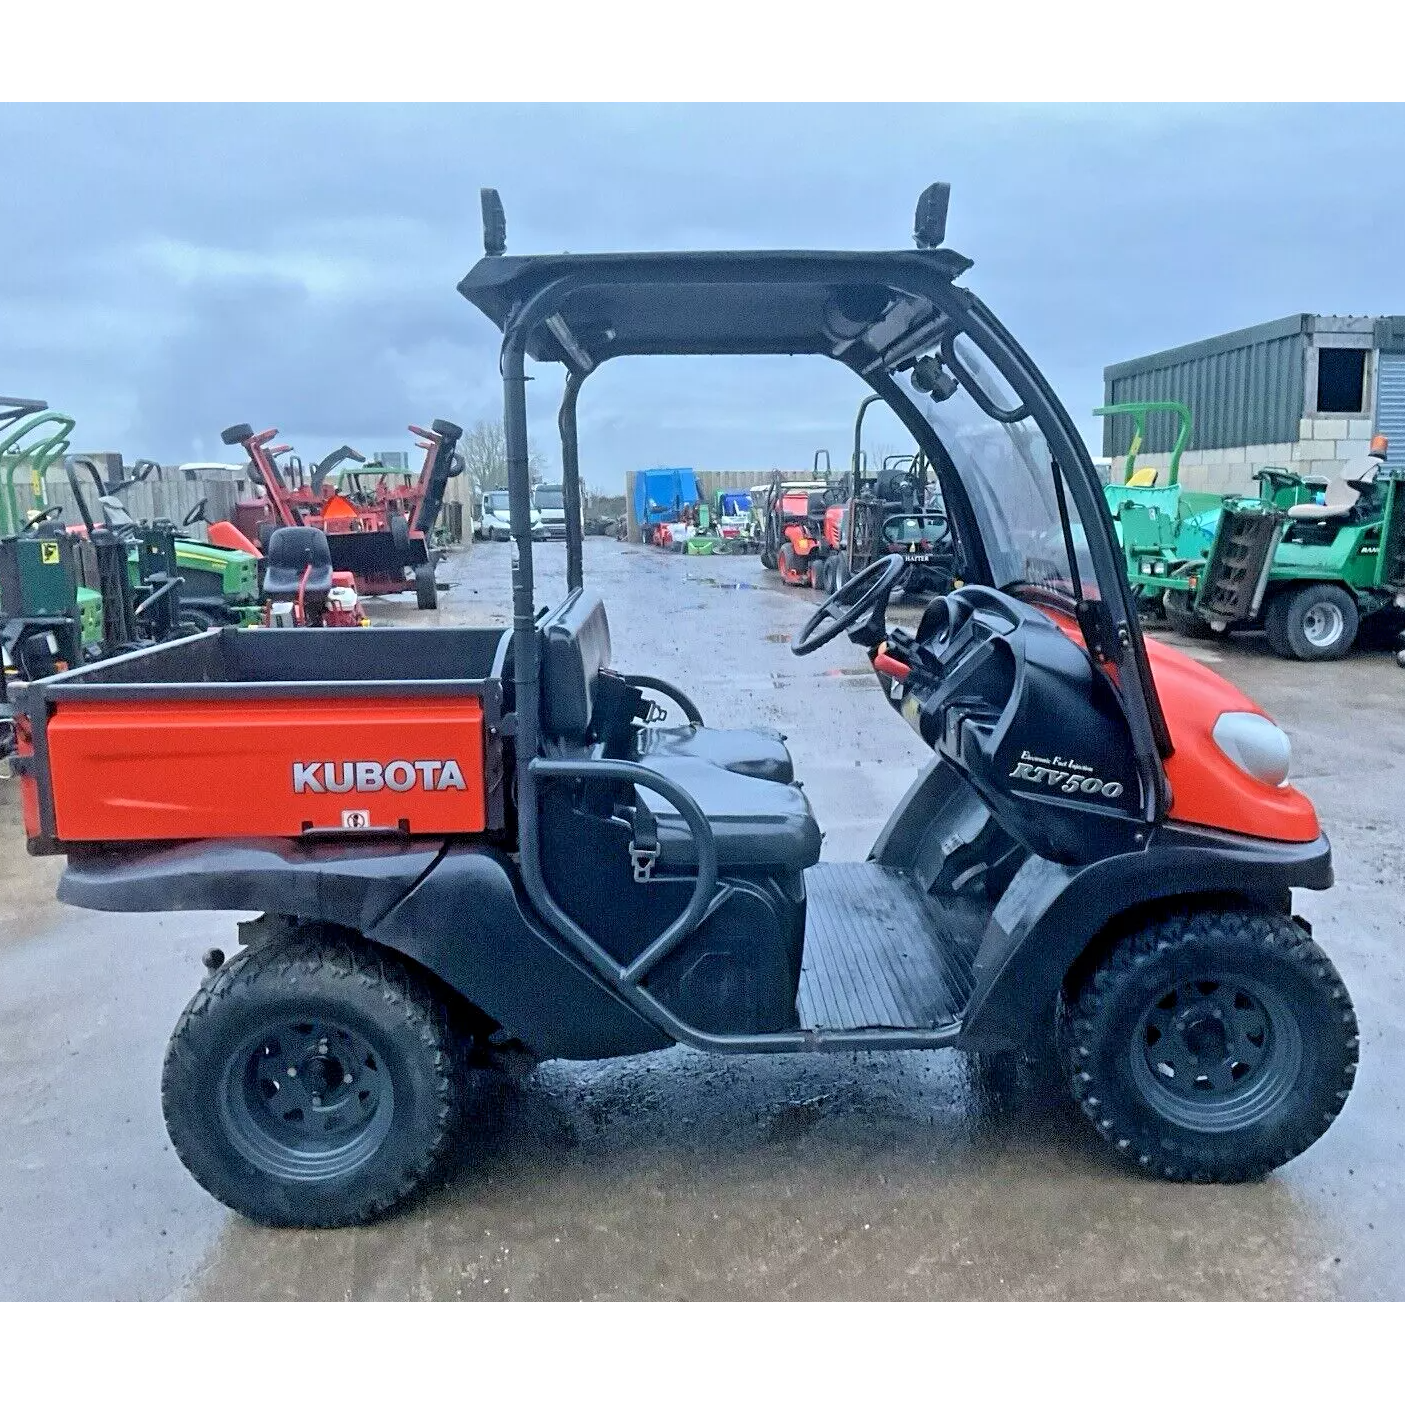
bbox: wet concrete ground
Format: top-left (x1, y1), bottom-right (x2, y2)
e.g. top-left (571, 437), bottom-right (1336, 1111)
top-left (1, 538), bottom-right (1401, 1299)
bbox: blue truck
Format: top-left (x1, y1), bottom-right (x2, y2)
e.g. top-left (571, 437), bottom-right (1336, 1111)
top-left (632, 467), bottom-right (699, 541)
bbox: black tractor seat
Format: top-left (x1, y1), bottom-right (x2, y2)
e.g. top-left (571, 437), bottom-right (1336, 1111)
top-left (264, 526), bottom-right (335, 601)
top-left (538, 588), bottom-right (795, 783)
top-left (632, 754), bottom-right (822, 872)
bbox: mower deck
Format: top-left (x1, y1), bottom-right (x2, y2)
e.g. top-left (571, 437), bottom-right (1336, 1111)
top-left (797, 863), bottom-right (977, 1033)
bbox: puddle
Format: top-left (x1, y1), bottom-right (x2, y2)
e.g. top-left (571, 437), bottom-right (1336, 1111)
top-left (685, 575), bottom-right (758, 591)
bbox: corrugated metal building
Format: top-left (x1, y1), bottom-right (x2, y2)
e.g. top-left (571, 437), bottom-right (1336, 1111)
top-left (1103, 314), bottom-right (1405, 493)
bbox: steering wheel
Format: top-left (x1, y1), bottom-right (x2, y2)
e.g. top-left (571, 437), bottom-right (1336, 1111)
top-left (23, 505), bottom-right (64, 531)
top-left (792, 552), bottom-right (906, 656)
top-left (182, 498), bottom-right (208, 528)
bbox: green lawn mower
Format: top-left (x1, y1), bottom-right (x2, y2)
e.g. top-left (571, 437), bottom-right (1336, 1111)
top-left (0, 399), bottom-right (106, 660)
top-left (67, 459), bottom-right (262, 630)
top-left (1159, 437), bottom-right (1405, 661)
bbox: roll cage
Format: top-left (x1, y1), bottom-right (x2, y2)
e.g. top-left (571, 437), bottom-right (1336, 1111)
top-left (457, 189), bottom-right (1174, 908)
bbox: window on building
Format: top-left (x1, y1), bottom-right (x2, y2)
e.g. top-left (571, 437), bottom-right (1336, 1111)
top-left (1316, 348), bottom-right (1367, 414)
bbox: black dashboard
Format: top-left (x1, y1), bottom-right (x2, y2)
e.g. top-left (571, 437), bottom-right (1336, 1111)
top-left (882, 586), bottom-right (1145, 864)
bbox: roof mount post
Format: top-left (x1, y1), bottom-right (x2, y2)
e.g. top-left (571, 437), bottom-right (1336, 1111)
top-left (559, 371), bottom-right (587, 592)
top-left (481, 188), bottom-right (507, 257)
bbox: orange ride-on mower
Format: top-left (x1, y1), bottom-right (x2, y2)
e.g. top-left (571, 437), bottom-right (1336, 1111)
top-left (260, 526), bottom-right (367, 628)
top-left (761, 473), bottom-right (836, 587)
top-left (5, 183), bottom-right (1358, 1227)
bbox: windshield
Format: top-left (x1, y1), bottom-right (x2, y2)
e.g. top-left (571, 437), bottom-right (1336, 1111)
top-left (882, 513), bottom-right (945, 546)
top-left (485, 492), bottom-right (510, 513)
top-left (895, 335), bottom-right (1094, 599)
top-left (535, 486), bottom-right (564, 510)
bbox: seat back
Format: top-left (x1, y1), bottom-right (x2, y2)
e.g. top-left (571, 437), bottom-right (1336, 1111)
top-left (264, 526), bottom-right (335, 601)
top-left (1324, 471), bottom-right (1361, 510)
top-left (539, 588), bottom-right (611, 741)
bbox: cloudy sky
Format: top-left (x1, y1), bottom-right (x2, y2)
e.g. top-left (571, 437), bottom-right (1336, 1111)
top-left (4, 104), bottom-right (1403, 492)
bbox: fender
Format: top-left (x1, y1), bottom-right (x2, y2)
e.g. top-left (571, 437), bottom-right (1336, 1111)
top-left (958, 824), bottom-right (1333, 1050)
top-left (58, 838), bottom-right (669, 1061)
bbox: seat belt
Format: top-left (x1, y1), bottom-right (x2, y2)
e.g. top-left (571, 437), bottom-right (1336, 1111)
top-left (628, 796), bottom-right (660, 882)
top-left (593, 669), bottom-right (654, 755)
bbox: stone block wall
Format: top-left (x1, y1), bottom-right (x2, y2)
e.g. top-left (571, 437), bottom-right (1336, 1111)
top-left (1108, 416), bottom-right (1375, 494)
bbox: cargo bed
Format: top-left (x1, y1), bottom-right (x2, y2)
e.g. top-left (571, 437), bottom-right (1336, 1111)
top-left (10, 626), bottom-right (510, 852)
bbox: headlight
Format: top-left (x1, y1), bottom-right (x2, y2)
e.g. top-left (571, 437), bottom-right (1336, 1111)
top-left (1212, 711), bottom-right (1292, 787)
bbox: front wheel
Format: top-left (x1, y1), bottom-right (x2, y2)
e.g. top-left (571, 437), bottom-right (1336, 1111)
top-left (1162, 589), bottom-right (1213, 640)
top-left (179, 605), bottom-right (224, 633)
top-left (1058, 907), bottom-right (1357, 1182)
top-left (162, 934), bottom-right (467, 1227)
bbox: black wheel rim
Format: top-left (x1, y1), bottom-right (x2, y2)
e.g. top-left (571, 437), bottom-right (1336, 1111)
top-left (219, 1018), bottom-right (395, 1181)
top-left (1129, 975), bottom-right (1302, 1133)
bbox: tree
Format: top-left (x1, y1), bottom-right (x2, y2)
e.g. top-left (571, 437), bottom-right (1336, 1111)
top-left (461, 418), bottom-right (508, 492)
top-left (461, 417), bottom-right (551, 493)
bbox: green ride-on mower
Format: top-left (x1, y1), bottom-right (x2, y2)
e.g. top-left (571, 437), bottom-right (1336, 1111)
top-left (5, 184), bottom-right (1358, 1227)
top-left (1, 464), bottom-right (187, 743)
top-left (1095, 401), bottom-right (1225, 614)
top-left (64, 459), bottom-right (263, 631)
top-left (0, 399), bottom-right (106, 662)
top-left (1159, 436), bottom-right (1405, 660)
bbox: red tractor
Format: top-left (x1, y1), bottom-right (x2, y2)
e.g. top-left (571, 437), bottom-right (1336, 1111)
top-left (221, 418), bottom-right (463, 610)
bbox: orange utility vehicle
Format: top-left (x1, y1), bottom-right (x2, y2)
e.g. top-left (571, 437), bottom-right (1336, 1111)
top-left (5, 184), bottom-right (1357, 1230)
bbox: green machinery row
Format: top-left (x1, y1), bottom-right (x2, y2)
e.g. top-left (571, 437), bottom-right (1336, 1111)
top-left (1099, 401), bottom-right (1405, 663)
top-left (1, 398), bottom-right (261, 692)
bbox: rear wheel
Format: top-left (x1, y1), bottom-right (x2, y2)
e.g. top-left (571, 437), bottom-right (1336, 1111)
top-left (414, 564), bottom-right (438, 611)
top-left (1162, 589), bottom-right (1213, 640)
top-left (1265, 584), bottom-right (1359, 661)
top-left (1058, 907), bottom-right (1357, 1182)
top-left (162, 934), bottom-right (467, 1227)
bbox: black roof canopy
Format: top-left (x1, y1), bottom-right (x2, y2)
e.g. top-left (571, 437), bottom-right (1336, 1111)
top-left (456, 247), bottom-right (975, 373)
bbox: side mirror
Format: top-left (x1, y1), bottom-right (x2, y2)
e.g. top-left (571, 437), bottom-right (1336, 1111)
top-left (913, 183), bottom-right (950, 249)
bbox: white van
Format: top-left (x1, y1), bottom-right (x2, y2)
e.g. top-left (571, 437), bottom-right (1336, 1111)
top-left (478, 489), bottom-right (542, 541)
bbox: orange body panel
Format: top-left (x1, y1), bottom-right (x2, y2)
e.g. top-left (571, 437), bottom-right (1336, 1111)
top-left (45, 697), bottom-right (486, 842)
top-left (1038, 609), bottom-right (1319, 843)
top-left (1144, 635), bottom-right (1320, 843)
top-left (207, 520), bottom-right (262, 557)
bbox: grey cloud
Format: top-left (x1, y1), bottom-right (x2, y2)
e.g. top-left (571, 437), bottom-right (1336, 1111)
top-left (3, 104), bottom-right (1404, 484)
